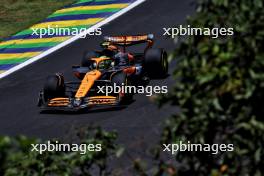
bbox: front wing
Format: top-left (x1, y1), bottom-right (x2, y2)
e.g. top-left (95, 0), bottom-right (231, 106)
top-left (38, 91), bottom-right (121, 111)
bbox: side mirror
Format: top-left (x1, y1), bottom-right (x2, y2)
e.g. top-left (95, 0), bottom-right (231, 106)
top-left (147, 34), bottom-right (154, 40)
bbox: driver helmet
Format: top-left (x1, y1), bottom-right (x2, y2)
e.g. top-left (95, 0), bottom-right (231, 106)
top-left (107, 45), bottom-right (118, 51)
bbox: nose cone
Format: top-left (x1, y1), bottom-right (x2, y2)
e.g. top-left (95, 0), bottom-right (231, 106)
top-left (73, 98), bottom-right (82, 107)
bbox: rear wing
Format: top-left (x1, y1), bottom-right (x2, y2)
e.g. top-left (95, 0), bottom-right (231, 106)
top-left (103, 34), bottom-right (154, 46)
top-left (103, 34), bottom-right (154, 52)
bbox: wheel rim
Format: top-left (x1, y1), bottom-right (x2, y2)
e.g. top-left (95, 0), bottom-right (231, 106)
top-left (162, 52), bottom-right (168, 73)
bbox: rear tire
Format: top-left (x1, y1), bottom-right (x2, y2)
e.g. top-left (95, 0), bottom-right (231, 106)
top-left (144, 48), bottom-right (168, 78)
top-left (43, 74), bottom-right (65, 101)
top-left (81, 51), bottom-right (99, 67)
top-left (111, 72), bottom-right (133, 104)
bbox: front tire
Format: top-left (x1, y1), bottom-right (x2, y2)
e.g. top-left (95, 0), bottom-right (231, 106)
top-left (43, 74), bottom-right (65, 101)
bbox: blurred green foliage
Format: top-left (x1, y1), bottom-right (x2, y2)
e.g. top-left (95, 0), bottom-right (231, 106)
top-left (0, 127), bottom-right (118, 176)
top-left (135, 0), bottom-right (264, 175)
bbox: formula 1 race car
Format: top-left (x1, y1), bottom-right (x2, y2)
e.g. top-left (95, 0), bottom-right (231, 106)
top-left (38, 34), bottom-right (168, 111)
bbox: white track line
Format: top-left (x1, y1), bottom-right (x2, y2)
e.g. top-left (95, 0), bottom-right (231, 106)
top-left (0, 0), bottom-right (146, 79)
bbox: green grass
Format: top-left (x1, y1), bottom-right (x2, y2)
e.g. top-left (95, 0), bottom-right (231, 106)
top-left (0, 0), bottom-right (77, 41)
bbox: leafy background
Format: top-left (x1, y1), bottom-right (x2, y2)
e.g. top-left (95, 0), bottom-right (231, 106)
top-left (0, 127), bottom-right (119, 176)
top-left (135, 0), bottom-right (264, 175)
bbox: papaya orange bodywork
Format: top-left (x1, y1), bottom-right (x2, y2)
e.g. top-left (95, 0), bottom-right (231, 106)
top-left (75, 70), bottom-right (102, 98)
top-left (123, 66), bottom-right (136, 75)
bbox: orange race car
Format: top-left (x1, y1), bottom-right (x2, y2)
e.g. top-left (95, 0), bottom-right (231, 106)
top-left (37, 34), bottom-right (168, 111)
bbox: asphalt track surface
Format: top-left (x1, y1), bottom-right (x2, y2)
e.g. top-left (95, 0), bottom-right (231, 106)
top-left (0, 0), bottom-right (194, 167)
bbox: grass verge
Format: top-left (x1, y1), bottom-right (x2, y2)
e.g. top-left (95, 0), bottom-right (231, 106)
top-left (0, 0), bottom-right (77, 41)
